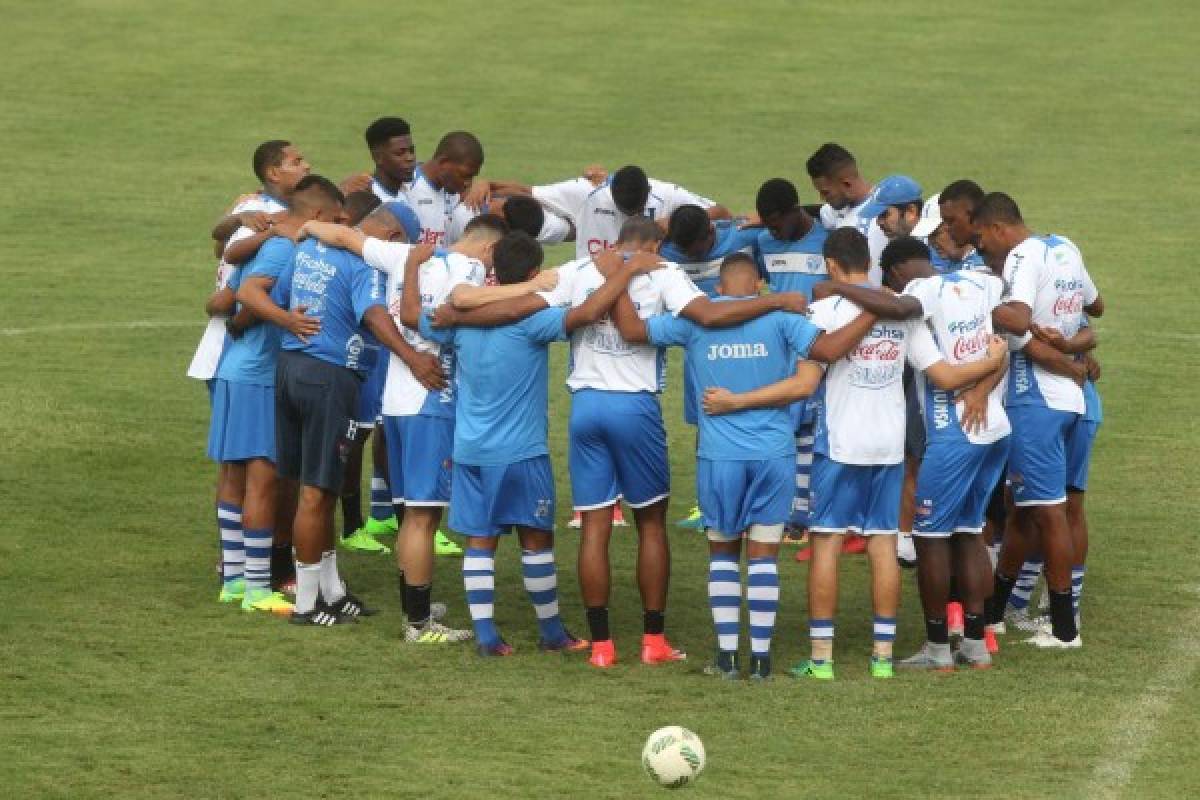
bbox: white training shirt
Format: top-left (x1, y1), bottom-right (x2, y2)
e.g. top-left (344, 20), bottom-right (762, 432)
top-left (532, 177), bottom-right (596, 223)
top-left (536, 210), bottom-right (573, 245)
top-left (403, 168), bottom-right (477, 247)
top-left (370, 177), bottom-right (412, 203)
top-left (186, 193), bottom-right (286, 380)
top-left (360, 238), bottom-right (485, 416)
top-left (904, 272), bottom-right (1011, 445)
top-left (808, 295), bottom-right (942, 465)
top-left (572, 178), bottom-right (715, 259)
top-left (1002, 235), bottom-right (1099, 414)
top-left (819, 192), bottom-right (889, 286)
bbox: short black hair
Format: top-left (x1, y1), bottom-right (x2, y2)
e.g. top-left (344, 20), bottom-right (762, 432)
top-left (755, 178), bottom-right (799, 220)
top-left (823, 227), bottom-right (870, 271)
top-left (611, 165), bottom-right (650, 215)
top-left (344, 191), bottom-right (381, 226)
top-left (972, 192), bottom-right (1024, 226)
top-left (666, 204), bottom-right (711, 251)
top-left (365, 117), bottom-right (411, 151)
top-left (252, 140), bottom-right (291, 184)
top-left (719, 252), bottom-right (759, 278)
top-left (290, 175), bottom-right (345, 214)
top-left (940, 179), bottom-right (986, 211)
top-left (501, 195), bottom-right (545, 238)
top-left (616, 216), bottom-right (664, 246)
top-left (492, 231), bottom-right (544, 285)
top-left (431, 131), bottom-right (484, 166)
top-left (461, 212), bottom-right (509, 241)
top-left (805, 142), bottom-right (856, 179)
top-left (880, 236), bottom-right (932, 277)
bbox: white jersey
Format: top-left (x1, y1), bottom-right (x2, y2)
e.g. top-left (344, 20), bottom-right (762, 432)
top-left (808, 295), bottom-right (942, 465)
top-left (573, 178), bottom-right (715, 259)
top-left (361, 238), bottom-right (485, 416)
top-left (370, 176), bottom-right (411, 203)
top-left (904, 272), bottom-right (1011, 445)
top-left (538, 258), bottom-right (703, 393)
top-left (819, 192), bottom-right (888, 286)
top-left (1002, 235), bottom-right (1098, 414)
top-left (532, 177), bottom-right (595, 222)
top-left (186, 193), bottom-right (286, 380)
top-left (536, 210), bottom-right (573, 245)
top-left (403, 167), bottom-right (477, 247)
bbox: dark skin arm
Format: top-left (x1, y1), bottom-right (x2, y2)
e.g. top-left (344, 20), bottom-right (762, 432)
top-left (678, 292), bottom-right (808, 328)
top-left (826, 281), bottom-right (922, 320)
top-left (1021, 335), bottom-right (1088, 386)
top-left (563, 259), bottom-right (646, 333)
top-left (808, 310), bottom-right (878, 363)
top-left (206, 287), bottom-right (236, 317)
top-left (433, 293), bottom-right (549, 329)
top-left (362, 306), bottom-right (447, 391)
top-left (992, 300), bottom-right (1032, 336)
top-left (1031, 324), bottom-right (1096, 354)
top-left (223, 229), bottom-right (276, 267)
top-left (611, 291), bottom-right (650, 343)
top-left (1085, 294), bottom-right (1104, 318)
top-left (235, 276), bottom-right (321, 343)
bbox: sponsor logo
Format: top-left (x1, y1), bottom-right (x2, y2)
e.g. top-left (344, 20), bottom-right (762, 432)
top-left (417, 198), bottom-right (434, 205)
top-left (593, 207), bottom-right (616, 217)
top-left (587, 238), bottom-right (614, 255)
top-left (706, 342), bottom-right (768, 360)
top-left (1052, 292), bottom-right (1084, 316)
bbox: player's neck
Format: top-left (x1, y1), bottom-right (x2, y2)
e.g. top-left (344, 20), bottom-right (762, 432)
top-left (373, 170), bottom-right (404, 194)
top-left (847, 179), bottom-right (872, 206)
top-left (779, 208), bottom-right (813, 241)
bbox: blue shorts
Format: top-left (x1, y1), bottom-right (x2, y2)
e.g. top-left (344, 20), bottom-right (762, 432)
top-left (569, 389), bottom-right (669, 510)
top-left (697, 456), bottom-right (793, 540)
top-left (206, 378), bottom-right (216, 406)
top-left (449, 455), bottom-right (556, 537)
top-left (206, 379), bottom-right (276, 463)
top-left (1067, 419), bottom-right (1099, 492)
top-left (914, 437), bottom-right (1010, 537)
top-left (1008, 405), bottom-right (1079, 506)
top-left (382, 414), bottom-right (453, 506)
top-left (809, 455), bottom-right (903, 535)
top-left (356, 356), bottom-right (388, 427)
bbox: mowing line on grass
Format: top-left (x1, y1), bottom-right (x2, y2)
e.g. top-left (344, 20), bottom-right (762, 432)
top-left (0, 320), bottom-right (201, 336)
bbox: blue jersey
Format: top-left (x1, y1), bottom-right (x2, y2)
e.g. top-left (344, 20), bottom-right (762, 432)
top-left (421, 307), bottom-right (569, 466)
top-left (216, 237), bottom-right (295, 387)
top-left (1083, 379), bottom-right (1102, 424)
top-left (660, 220), bottom-right (760, 297)
top-left (647, 299), bottom-right (821, 460)
top-left (929, 246), bottom-right (987, 274)
top-left (756, 222), bottom-right (829, 300)
top-left (277, 239), bottom-right (386, 375)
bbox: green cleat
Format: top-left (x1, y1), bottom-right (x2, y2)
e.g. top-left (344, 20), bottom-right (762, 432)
top-left (218, 578), bottom-right (245, 604)
top-left (870, 656), bottom-right (895, 679)
top-left (790, 659), bottom-right (835, 681)
top-left (340, 528), bottom-right (391, 554)
top-left (241, 587), bottom-right (295, 616)
top-left (364, 516), bottom-right (399, 536)
top-left (675, 506), bottom-right (705, 530)
top-left (434, 530), bottom-right (463, 557)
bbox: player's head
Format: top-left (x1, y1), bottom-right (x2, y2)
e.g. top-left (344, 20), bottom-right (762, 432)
top-left (500, 195), bottom-right (545, 239)
top-left (939, 179), bottom-right (986, 248)
top-left (879, 236), bottom-right (935, 292)
top-left (822, 227), bottom-right (871, 280)
top-left (428, 131), bottom-right (484, 194)
top-left (666, 204), bottom-right (715, 260)
top-left (715, 253), bottom-right (761, 298)
top-left (805, 142), bottom-right (859, 209)
top-left (492, 231), bottom-right (544, 285)
top-left (343, 191), bottom-right (381, 227)
top-left (253, 140), bottom-right (310, 197)
top-left (358, 201), bottom-right (416, 242)
top-left (755, 178), bottom-right (800, 238)
top-left (866, 175), bottom-right (923, 239)
top-left (289, 175), bottom-right (345, 222)
top-left (611, 165), bottom-right (651, 216)
top-left (365, 117), bottom-right (416, 186)
top-left (971, 191), bottom-right (1025, 265)
top-left (615, 216), bottom-right (665, 253)
top-left (457, 213), bottom-right (510, 267)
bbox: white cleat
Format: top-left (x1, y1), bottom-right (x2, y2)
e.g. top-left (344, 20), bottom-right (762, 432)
top-left (1026, 628), bottom-right (1082, 649)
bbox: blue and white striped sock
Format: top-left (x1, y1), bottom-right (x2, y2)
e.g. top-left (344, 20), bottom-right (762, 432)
top-left (790, 427), bottom-right (814, 528)
top-left (708, 555), bottom-right (741, 654)
top-left (1008, 558), bottom-right (1043, 611)
top-left (1071, 565), bottom-right (1086, 624)
top-left (873, 615), bottom-right (897, 658)
top-left (463, 548), bottom-right (500, 646)
top-left (747, 558), bottom-right (779, 657)
top-left (217, 502), bottom-right (244, 584)
top-left (243, 528), bottom-right (272, 591)
top-left (809, 618), bottom-right (835, 663)
top-left (370, 470), bottom-right (392, 522)
top-left (522, 549), bottom-right (567, 644)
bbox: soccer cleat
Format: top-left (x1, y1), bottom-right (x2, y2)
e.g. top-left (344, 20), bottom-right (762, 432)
top-left (946, 602), bottom-right (965, 638)
top-left (339, 528), bottom-right (391, 554)
top-left (612, 504), bottom-right (628, 527)
top-left (567, 511), bottom-right (582, 529)
top-left (477, 640), bottom-right (515, 657)
top-left (795, 546), bottom-right (813, 562)
top-left (675, 506), bottom-right (704, 530)
top-left (1004, 607), bottom-right (1045, 633)
top-left (641, 634), bottom-right (687, 665)
top-left (870, 656), bottom-right (895, 679)
top-left (702, 651), bottom-right (740, 680)
top-left (749, 654), bottom-right (771, 681)
top-left (433, 530), bottom-right (463, 557)
top-left (896, 534), bottom-right (917, 568)
top-left (326, 591), bottom-right (378, 618)
top-left (984, 626), bottom-right (1000, 654)
top-left (429, 602), bottom-right (448, 622)
top-left (898, 642), bottom-right (955, 672)
top-left (1026, 629), bottom-right (1082, 649)
top-left (290, 602), bottom-right (355, 626)
top-left (218, 578), bottom-right (246, 604)
top-left (956, 638), bottom-right (993, 669)
top-left (539, 630), bottom-right (590, 653)
top-left (989, 620), bottom-right (1007, 635)
top-left (782, 525), bottom-right (808, 545)
top-left (589, 639), bottom-right (617, 668)
top-left (364, 515), bottom-right (399, 536)
top-left (404, 619), bottom-right (473, 643)
top-left (790, 659), bottom-right (835, 681)
top-left (842, 535), bottom-right (867, 555)
top-left (274, 576), bottom-right (296, 597)
top-left (241, 587), bottom-right (295, 616)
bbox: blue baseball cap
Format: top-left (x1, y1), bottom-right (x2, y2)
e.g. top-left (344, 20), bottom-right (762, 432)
top-left (861, 175), bottom-right (923, 219)
top-left (381, 201), bottom-right (422, 243)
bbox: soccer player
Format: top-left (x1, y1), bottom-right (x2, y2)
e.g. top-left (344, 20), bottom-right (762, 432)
top-left (805, 142), bottom-right (889, 279)
top-left (821, 236), bottom-right (1013, 670)
top-left (974, 193), bottom-right (1104, 649)
top-left (937, 180), bottom-right (988, 256)
top-left (403, 131), bottom-right (485, 247)
top-left (862, 175), bottom-right (924, 241)
top-left (910, 193), bottom-right (988, 273)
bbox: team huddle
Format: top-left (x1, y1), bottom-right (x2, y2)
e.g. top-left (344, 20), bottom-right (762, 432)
top-left (187, 117), bottom-right (1104, 680)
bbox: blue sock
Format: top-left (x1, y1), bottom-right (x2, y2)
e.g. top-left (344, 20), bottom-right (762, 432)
top-left (463, 548), bottom-right (500, 646)
top-left (217, 502), bottom-right (244, 583)
top-left (521, 549), bottom-right (567, 643)
top-left (746, 558), bottom-right (779, 657)
top-left (1009, 558), bottom-right (1043, 611)
top-left (790, 427), bottom-right (814, 528)
top-left (708, 555), bottom-right (741, 654)
top-left (370, 469), bottom-right (392, 522)
top-left (1071, 565), bottom-right (1086, 620)
top-left (243, 528), bottom-right (272, 591)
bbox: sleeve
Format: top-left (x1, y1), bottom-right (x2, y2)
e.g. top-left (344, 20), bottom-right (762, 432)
top-left (818, 205), bottom-right (838, 231)
top-left (658, 267), bottom-right (705, 316)
top-left (446, 256), bottom-right (486, 292)
top-left (532, 178), bottom-right (593, 220)
top-left (351, 261), bottom-right (387, 323)
top-left (536, 210), bottom-right (572, 245)
top-left (782, 314), bottom-right (821, 360)
top-left (522, 306), bottom-right (570, 344)
top-left (361, 238), bottom-right (411, 274)
top-left (663, 183), bottom-right (715, 213)
top-left (906, 322), bottom-right (943, 371)
top-left (446, 202), bottom-right (478, 244)
top-left (1080, 265), bottom-right (1099, 305)
top-left (417, 312), bottom-right (454, 345)
top-left (805, 298), bottom-right (838, 332)
top-left (985, 275), bottom-right (1006, 310)
top-left (245, 238), bottom-right (290, 280)
top-left (222, 225), bottom-right (255, 256)
top-left (1003, 246), bottom-right (1038, 308)
top-left (646, 313), bottom-right (694, 347)
top-left (901, 278), bottom-right (937, 320)
top-left (536, 259), bottom-right (580, 307)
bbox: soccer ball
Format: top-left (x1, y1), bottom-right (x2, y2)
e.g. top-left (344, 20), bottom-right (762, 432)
top-left (641, 726), bottom-right (705, 788)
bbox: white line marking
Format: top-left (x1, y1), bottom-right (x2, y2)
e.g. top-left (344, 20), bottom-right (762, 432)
top-left (0, 320), bottom-right (202, 336)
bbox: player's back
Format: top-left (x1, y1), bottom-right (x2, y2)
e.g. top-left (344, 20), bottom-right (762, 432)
top-left (756, 224), bottom-right (829, 299)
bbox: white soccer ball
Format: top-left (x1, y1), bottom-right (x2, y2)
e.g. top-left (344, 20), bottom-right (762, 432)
top-left (641, 726), bottom-right (706, 789)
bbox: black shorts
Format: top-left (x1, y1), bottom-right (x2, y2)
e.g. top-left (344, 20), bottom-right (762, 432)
top-left (275, 350), bottom-right (363, 492)
top-left (903, 366), bottom-right (926, 460)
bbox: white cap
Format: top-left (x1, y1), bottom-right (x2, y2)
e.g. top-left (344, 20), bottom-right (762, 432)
top-left (912, 192), bottom-right (942, 238)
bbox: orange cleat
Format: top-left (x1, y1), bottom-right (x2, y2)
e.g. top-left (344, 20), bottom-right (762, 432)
top-left (612, 504), bottom-right (628, 527)
top-left (641, 634), bottom-right (687, 665)
top-left (842, 535), bottom-right (868, 555)
top-left (795, 547), bottom-right (813, 562)
top-left (589, 639), bottom-right (617, 668)
top-left (984, 626), bottom-right (1000, 654)
top-left (947, 602), bottom-right (965, 638)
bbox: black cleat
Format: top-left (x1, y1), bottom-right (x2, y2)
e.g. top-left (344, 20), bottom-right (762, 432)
top-left (290, 602), bottom-right (356, 626)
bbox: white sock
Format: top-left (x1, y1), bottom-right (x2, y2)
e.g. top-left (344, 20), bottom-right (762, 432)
top-left (295, 562), bottom-right (321, 614)
top-left (319, 550), bottom-right (345, 603)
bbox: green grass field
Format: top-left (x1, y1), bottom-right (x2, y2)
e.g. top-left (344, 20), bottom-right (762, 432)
top-left (3, 1), bottom-right (1199, 797)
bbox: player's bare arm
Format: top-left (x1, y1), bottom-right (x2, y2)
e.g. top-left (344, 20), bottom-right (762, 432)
top-left (298, 221), bottom-right (368, 257)
top-left (1031, 324), bottom-right (1096, 355)
top-left (235, 275), bottom-right (321, 343)
top-left (826, 282), bottom-right (922, 320)
top-left (362, 305), bottom-right (447, 392)
top-left (807, 310), bottom-right (878, 363)
top-left (702, 360), bottom-right (825, 415)
top-left (679, 292), bottom-right (808, 329)
top-left (564, 258), bottom-right (650, 333)
top-left (992, 300), bottom-right (1032, 336)
top-left (396, 243), bottom-right (438, 330)
top-left (447, 268), bottom-right (558, 310)
top-left (923, 336), bottom-right (1009, 391)
top-left (205, 287), bottom-right (236, 318)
